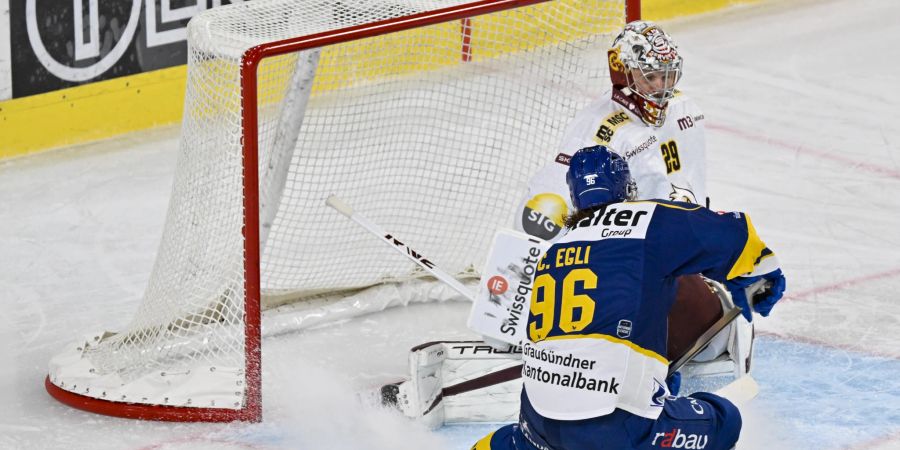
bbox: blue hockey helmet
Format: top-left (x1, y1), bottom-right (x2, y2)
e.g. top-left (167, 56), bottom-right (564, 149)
top-left (566, 145), bottom-right (635, 210)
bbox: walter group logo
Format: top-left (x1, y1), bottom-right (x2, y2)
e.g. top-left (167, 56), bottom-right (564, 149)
top-left (10, 1), bottom-right (246, 97)
top-left (521, 193), bottom-right (567, 240)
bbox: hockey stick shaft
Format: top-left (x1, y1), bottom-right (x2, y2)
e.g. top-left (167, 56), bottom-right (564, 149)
top-left (325, 195), bottom-right (476, 301)
top-left (668, 306), bottom-right (743, 376)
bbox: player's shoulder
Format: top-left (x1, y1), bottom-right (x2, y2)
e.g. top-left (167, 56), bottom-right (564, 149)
top-left (640, 199), bottom-right (705, 211)
top-left (629, 199), bottom-right (706, 227)
top-left (587, 100), bottom-right (644, 147)
top-left (613, 199), bottom-right (704, 224)
top-left (642, 200), bottom-right (750, 229)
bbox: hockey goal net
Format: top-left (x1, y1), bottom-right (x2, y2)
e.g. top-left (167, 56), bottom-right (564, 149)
top-left (46, 0), bottom-right (633, 422)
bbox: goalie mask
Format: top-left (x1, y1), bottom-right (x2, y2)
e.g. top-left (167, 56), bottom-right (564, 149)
top-left (608, 21), bottom-right (683, 127)
top-left (567, 145), bottom-right (636, 210)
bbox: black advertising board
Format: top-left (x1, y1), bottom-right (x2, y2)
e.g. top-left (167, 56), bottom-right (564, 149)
top-left (8, 1), bottom-right (245, 99)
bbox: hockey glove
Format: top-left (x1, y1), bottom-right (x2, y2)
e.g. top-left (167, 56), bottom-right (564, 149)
top-left (725, 269), bottom-right (786, 322)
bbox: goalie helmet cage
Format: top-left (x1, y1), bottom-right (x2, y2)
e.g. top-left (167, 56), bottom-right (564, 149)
top-left (45, 0), bottom-right (640, 422)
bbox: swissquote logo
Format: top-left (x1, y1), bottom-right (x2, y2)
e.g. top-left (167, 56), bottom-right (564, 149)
top-left (651, 429), bottom-right (709, 449)
top-left (499, 244), bottom-right (543, 337)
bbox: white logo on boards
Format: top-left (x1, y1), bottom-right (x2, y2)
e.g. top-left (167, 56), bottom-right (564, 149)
top-left (25, 1), bottom-right (246, 82)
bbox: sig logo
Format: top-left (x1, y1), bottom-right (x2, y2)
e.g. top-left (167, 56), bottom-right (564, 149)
top-left (521, 193), bottom-right (568, 240)
top-left (486, 275), bottom-right (509, 295)
top-left (651, 429), bottom-right (709, 449)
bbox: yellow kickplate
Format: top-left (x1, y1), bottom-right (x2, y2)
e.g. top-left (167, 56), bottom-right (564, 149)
top-left (0, 66), bottom-right (186, 159)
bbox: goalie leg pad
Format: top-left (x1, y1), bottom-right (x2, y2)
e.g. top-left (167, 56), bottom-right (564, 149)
top-left (668, 275), bottom-right (724, 362)
top-left (381, 341), bottom-right (523, 428)
top-left (674, 277), bottom-right (755, 379)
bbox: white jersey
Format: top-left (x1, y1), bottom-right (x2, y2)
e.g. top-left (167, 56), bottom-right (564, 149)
top-left (516, 91), bottom-right (707, 242)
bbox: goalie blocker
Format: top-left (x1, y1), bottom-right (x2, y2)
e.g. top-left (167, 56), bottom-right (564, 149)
top-left (382, 275), bottom-right (753, 427)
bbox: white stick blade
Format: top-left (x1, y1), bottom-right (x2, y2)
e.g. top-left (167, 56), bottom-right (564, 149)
top-left (325, 195), bottom-right (354, 217)
top-left (714, 374), bottom-right (760, 407)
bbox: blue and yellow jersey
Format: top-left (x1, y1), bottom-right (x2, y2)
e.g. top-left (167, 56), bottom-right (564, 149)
top-left (522, 200), bottom-right (775, 421)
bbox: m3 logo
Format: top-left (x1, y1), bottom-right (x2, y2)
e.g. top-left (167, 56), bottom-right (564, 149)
top-left (676, 115), bottom-right (694, 130)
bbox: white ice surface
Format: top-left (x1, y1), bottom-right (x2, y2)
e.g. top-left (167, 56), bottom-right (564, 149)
top-left (2, 0), bottom-right (900, 448)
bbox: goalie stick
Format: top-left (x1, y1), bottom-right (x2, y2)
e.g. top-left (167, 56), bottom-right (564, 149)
top-left (668, 306), bottom-right (743, 376)
top-left (325, 195), bottom-right (476, 301)
top-left (328, 194), bottom-right (749, 373)
top-left (327, 195), bottom-right (544, 347)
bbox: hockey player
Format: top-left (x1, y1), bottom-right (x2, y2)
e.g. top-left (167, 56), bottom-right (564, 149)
top-left (474, 146), bottom-right (785, 450)
top-left (516, 20), bottom-right (745, 378)
top-left (517, 20), bottom-right (703, 241)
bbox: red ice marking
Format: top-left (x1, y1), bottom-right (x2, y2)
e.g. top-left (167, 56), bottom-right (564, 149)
top-left (757, 330), bottom-right (900, 360)
top-left (707, 123), bottom-right (900, 180)
top-left (137, 436), bottom-right (266, 450)
top-left (845, 430), bottom-right (900, 450)
top-left (758, 266), bottom-right (900, 359)
top-left (780, 267), bottom-right (900, 302)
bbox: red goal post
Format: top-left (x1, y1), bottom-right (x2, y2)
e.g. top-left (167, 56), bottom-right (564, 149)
top-left (46, 0), bottom-right (640, 423)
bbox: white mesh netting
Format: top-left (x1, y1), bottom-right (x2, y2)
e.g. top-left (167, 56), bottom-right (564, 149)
top-left (49, 0), bottom-right (625, 413)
